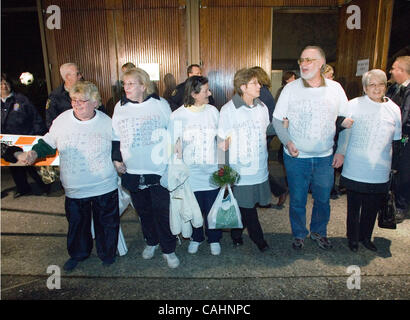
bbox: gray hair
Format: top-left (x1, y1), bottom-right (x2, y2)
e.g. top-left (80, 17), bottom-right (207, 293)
top-left (302, 45), bottom-right (326, 71)
top-left (362, 69), bottom-right (387, 88)
top-left (60, 63), bottom-right (78, 80)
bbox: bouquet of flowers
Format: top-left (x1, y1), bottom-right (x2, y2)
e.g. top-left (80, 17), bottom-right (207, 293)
top-left (210, 165), bottom-right (240, 188)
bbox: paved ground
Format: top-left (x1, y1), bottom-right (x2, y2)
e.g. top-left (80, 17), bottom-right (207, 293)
top-left (1, 154), bottom-right (409, 304)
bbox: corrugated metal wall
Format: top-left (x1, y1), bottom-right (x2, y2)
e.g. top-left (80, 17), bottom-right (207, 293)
top-left (41, 0), bottom-right (392, 111)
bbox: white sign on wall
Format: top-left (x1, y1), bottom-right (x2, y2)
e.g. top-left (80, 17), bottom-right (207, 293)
top-left (138, 63), bottom-right (160, 81)
top-left (356, 59), bottom-right (369, 76)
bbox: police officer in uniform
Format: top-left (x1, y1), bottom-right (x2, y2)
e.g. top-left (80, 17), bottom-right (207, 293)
top-left (46, 63), bottom-right (106, 128)
top-left (1, 73), bottom-right (49, 198)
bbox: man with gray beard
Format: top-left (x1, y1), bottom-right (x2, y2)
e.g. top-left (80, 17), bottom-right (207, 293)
top-left (272, 46), bottom-right (349, 250)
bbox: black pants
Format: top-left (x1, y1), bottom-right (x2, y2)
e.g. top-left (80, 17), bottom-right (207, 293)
top-left (346, 190), bottom-right (385, 242)
top-left (231, 207), bottom-right (266, 247)
top-left (394, 142), bottom-right (410, 211)
top-left (65, 189), bottom-right (120, 263)
top-left (130, 185), bottom-right (176, 254)
top-left (10, 166), bottom-right (47, 193)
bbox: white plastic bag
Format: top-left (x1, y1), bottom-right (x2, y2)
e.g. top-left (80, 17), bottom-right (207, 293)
top-left (208, 184), bottom-right (243, 229)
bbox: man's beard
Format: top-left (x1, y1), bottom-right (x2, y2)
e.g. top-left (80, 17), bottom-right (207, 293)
top-left (300, 68), bottom-right (316, 80)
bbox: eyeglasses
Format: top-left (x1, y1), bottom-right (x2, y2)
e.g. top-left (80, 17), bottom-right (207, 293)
top-left (248, 80), bottom-right (260, 86)
top-left (367, 83), bottom-right (386, 89)
top-left (71, 99), bottom-right (89, 105)
top-left (297, 58), bottom-right (318, 65)
top-left (123, 82), bottom-right (140, 88)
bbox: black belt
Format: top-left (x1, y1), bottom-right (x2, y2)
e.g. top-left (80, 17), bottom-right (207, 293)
top-left (121, 172), bottom-right (161, 192)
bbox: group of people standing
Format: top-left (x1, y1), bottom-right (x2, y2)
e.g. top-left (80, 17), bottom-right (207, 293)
top-left (2, 45), bottom-right (409, 271)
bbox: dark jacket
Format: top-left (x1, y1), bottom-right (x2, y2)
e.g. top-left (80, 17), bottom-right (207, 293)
top-left (387, 83), bottom-right (410, 135)
top-left (259, 85), bottom-right (276, 122)
top-left (46, 84), bottom-right (107, 128)
top-left (1, 92), bottom-right (46, 135)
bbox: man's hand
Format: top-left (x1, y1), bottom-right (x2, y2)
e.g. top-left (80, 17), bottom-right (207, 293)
top-left (332, 153), bottom-right (344, 168)
top-left (286, 141), bottom-right (299, 157)
top-left (113, 161), bottom-right (127, 174)
top-left (341, 117), bottom-right (354, 129)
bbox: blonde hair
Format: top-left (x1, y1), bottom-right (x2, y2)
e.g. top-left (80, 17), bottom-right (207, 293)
top-left (234, 68), bottom-right (258, 96)
top-left (69, 81), bottom-right (101, 106)
top-left (323, 64), bottom-right (334, 74)
top-left (122, 68), bottom-right (155, 99)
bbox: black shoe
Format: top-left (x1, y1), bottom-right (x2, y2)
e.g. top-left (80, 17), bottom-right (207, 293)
top-left (257, 241), bottom-right (269, 252)
top-left (41, 184), bottom-right (52, 196)
top-left (13, 190), bottom-right (32, 198)
top-left (277, 192), bottom-right (288, 206)
top-left (361, 239), bottom-right (377, 252)
top-left (348, 241), bottom-right (359, 252)
top-left (102, 258), bottom-right (115, 267)
top-left (232, 238), bottom-right (243, 247)
top-left (395, 209), bottom-right (406, 224)
top-left (63, 258), bottom-right (78, 271)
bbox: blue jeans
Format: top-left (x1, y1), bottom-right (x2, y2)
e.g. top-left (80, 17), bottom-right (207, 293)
top-left (284, 153), bottom-right (334, 239)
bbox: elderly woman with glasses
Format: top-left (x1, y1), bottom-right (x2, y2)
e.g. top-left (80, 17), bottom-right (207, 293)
top-left (22, 81), bottom-right (120, 271)
top-left (218, 68), bottom-right (272, 252)
top-left (111, 68), bottom-right (179, 268)
top-left (335, 69), bottom-right (402, 252)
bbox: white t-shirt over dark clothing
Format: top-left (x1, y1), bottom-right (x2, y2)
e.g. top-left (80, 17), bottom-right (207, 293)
top-left (112, 96), bottom-right (171, 176)
top-left (340, 95), bottom-right (402, 184)
top-left (218, 96), bottom-right (270, 186)
top-left (169, 104), bottom-right (219, 192)
top-left (273, 78), bottom-right (349, 158)
top-left (42, 110), bottom-right (118, 199)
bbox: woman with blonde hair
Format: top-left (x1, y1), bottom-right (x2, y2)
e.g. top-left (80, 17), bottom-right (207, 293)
top-left (111, 68), bottom-right (179, 268)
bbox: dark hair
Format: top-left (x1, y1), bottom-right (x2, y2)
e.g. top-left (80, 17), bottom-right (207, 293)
top-left (183, 76), bottom-right (208, 107)
top-left (1, 73), bottom-right (14, 92)
top-left (187, 64), bottom-right (201, 76)
top-left (282, 71), bottom-right (297, 85)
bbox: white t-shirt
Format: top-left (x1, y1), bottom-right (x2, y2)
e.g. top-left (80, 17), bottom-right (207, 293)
top-left (218, 99), bottom-right (269, 186)
top-left (112, 97), bottom-right (171, 175)
top-left (43, 110), bottom-right (118, 199)
top-left (169, 104), bottom-right (219, 192)
top-left (341, 95), bottom-right (402, 184)
top-left (273, 78), bottom-right (349, 158)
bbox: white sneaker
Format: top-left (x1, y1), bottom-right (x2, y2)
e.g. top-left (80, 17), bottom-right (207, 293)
top-left (188, 241), bottom-right (201, 254)
top-left (142, 245), bottom-right (158, 259)
top-left (210, 242), bottom-right (221, 256)
top-left (163, 252), bottom-right (180, 269)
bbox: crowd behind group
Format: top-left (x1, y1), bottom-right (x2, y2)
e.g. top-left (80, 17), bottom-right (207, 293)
top-left (1, 45), bottom-right (409, 271)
